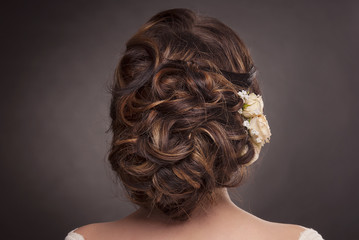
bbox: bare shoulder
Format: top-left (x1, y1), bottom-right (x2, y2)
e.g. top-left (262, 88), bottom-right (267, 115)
top-left (261, 221), bottom-right (307, 240)
top-left (222, 207), bottom-right (307, 240)
top-left (74, 222), bottom-right (109, 240)
top-left (74, 219), bottom-right (128, 240)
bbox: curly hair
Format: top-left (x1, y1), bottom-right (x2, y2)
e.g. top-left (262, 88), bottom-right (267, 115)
top-left (108, 8), bottom-right (262, 221)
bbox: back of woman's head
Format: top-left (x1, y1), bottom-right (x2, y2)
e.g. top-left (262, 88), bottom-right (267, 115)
top-left (108, 8), bottom-right (267, 221)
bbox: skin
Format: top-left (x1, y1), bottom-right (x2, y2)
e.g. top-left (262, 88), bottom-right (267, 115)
top-left (74, 188), bottom-right (306, 240)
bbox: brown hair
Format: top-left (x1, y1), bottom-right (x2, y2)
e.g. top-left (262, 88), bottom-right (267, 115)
top-left (108, 8), bottom-right (261, 221)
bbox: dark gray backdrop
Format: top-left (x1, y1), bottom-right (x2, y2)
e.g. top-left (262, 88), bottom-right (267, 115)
top-left (1, 0), bottom-right (358, 239)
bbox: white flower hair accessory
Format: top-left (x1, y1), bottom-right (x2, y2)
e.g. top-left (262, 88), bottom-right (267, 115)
top-left (238, 90), bottom-right (271, 165)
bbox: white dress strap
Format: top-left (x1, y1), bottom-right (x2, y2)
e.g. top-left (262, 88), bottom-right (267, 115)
top-left (299, 228), bottom-right (324, 240)
top-left (65, 228), bottom-right (85, 240)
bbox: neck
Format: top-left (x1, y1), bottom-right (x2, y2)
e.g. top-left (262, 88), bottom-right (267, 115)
top-left (133, 188), bottom-right (240, 224)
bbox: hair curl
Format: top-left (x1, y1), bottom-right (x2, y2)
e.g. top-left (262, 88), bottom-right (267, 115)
top-left (108, 8), bottom-right (262, 221)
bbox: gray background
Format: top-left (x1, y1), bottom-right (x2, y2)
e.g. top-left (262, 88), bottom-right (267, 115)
top-left (1, 0), bottom-right (358, 239)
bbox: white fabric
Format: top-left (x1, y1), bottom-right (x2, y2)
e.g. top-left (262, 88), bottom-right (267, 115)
top-left (299, 228), bottom-right (324, 240)
top-left (65, 226), bottom-right (324, 240)
top-left (65, 228), bottom-right (84, 240)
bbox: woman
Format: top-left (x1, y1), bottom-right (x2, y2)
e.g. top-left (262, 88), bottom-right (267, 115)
top-left (65, 8), bottom-right (324, 240)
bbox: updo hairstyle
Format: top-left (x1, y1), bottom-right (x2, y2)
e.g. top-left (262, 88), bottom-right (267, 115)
top-left (108, 8), bottom-right (261, 221)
